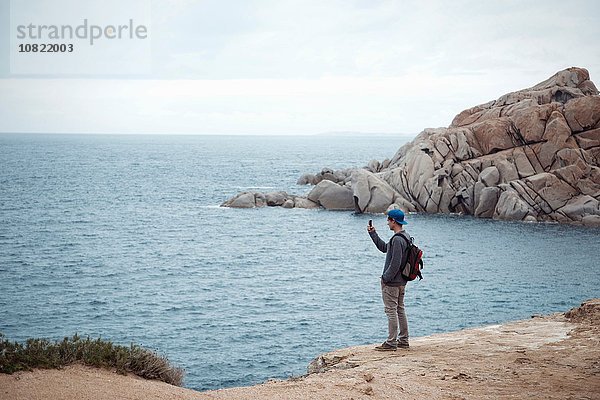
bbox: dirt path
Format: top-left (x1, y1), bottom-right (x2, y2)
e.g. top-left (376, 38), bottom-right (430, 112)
top-left (2, 299), bottom-right (599, 400)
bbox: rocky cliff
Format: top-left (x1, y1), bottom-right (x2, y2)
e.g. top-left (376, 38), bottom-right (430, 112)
top-left (222, 67), bottom-right (600, 226)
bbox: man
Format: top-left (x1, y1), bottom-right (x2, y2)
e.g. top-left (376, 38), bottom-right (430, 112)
top-left (367, 209), bottom-right (410, 351)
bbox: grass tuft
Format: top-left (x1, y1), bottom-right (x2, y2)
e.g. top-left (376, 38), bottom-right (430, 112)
top-left (0, 332), bottom-right (184, 386)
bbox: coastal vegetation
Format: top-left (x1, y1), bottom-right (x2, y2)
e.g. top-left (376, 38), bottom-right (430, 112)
top-left (0, 333), bottom-right (184, 386)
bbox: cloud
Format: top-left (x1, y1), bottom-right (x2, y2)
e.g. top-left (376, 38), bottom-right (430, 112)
top-left (1, 0), bottom-right (599, 134)
top-left (150, 0), bottom-right (600, 80)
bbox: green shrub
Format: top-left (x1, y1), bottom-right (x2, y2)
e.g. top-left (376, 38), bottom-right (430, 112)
top-left (0, 333), bottom-right (184, 386)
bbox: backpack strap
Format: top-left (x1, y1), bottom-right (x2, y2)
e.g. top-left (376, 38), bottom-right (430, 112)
top-left (393, 232), bottom-right (412, 247)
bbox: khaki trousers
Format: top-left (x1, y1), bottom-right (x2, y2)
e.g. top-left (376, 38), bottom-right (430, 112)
top-left (381, 282), bottom-right (409, 346)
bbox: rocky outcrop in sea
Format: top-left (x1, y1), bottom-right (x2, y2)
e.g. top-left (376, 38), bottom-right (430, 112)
top-left (222, 67), bottom-right (600, 226)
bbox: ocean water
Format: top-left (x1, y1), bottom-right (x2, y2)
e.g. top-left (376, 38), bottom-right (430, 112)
top-left (0, 133), bottom-right (599, 391)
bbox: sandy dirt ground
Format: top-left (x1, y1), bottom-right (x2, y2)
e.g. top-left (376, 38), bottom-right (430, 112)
top-left (2, 299), bottom-right (599, 400)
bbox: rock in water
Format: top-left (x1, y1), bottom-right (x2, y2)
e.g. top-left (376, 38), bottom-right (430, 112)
top-left (378, 67), bottom-right (600, 226)
top-left (351, 170), bottom-right (397, 213)
top-left (307, 180), bottom-right (355, 211)
top-left (221, 67), bottom-right (600, 226)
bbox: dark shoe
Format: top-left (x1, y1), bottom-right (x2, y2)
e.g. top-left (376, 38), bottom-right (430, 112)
top-left (374, 342), bottom-right (397, 351)
top-left (397, 343), bottom-right (409, 349)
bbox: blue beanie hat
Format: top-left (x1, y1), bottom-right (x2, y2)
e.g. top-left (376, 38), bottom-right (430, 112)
top-left (387, 209), bottom-right (408, 225)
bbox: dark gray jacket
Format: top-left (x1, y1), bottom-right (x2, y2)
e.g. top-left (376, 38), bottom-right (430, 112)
top-left (369, 230), bottom-right (410, 287)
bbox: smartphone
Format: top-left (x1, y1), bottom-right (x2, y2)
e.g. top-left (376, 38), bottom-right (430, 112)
top-left (368, 219), bottom-right (373, 227)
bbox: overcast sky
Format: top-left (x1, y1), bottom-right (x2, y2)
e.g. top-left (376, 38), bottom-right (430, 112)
top-left (1, 0), bottom-right (599, 135)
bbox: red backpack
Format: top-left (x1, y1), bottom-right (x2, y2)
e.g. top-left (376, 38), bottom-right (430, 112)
top-left (397, 234), bottom-right (424, 281)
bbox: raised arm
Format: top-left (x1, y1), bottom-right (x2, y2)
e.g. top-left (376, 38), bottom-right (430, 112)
top-left (368, 230), bottom-right (387, 253)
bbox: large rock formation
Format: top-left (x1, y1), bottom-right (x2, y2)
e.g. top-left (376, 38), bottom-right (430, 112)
top-left (222, 67), bottom-right (600, 226)
top-left (375, 67), bottom-right (600, 226)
